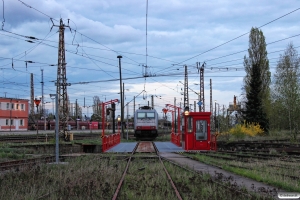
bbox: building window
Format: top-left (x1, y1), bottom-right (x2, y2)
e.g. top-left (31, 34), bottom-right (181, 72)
top-left (11, 103), bottom-right (14, 110)
top-left (20, 119), bottom-right (23, 126)
top-left (6, 119), bottom-right (9, 125)
top-left (16, 104), bottom-right (19, 109)
top-left (10, 119), bottom-right (13, 125)
top-left (6, 103), bottom-right (9, 109)
top-left (21, 104), bottom-right (24, 110)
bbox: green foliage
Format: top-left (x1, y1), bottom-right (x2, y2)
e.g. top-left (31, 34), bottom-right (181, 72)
top-left (0, 147), bottom-right (28, 160)
top-left (271, 43), bottom-right (300, 140)
top-left (244, 63), bottom-right (269, 132)
top-left (243, 27), bottom-right (270, 133)
top-left (185, 153), bottom-right (300, 192)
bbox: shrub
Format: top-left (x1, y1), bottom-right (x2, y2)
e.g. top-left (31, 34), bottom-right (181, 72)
top-left (228, 121), bottom-right (264, 138)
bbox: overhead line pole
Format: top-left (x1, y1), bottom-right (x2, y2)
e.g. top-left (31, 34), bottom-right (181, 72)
top-left (210, 79), bottom-right (213, 130)
top-left (117, 55), bottom-right (124, 139)
top-left (41, 69), bottom-right (46, 131)
top-left (53, 18), bottom-right (71, 141)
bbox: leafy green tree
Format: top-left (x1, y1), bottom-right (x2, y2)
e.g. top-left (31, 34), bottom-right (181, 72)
top-left (243, 27), bottom-right (270, 133)
top-left (243, 27), bottom-right (271, 122)
top-left (272, 43), bottom-right (300, 140)
top-left (244, 64), bottom-right (269, 132)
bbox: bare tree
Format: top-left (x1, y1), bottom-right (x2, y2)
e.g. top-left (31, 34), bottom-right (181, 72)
top-left (92, 96), bottom-right (102, 121)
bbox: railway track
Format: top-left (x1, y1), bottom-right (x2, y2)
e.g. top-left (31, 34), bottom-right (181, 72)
top-left (217, 140), bottom-right (300, 151)
top-left (0, 143), bottom-right (276, 199)
top-left (112, 141), bottom-right (183, 200)
top-left (0, 156), bottom-right (56, 172)
top-left (184, 151), bottom-right (300, 184)
top-left (212, 150), bottom-right (300, 162)
top-left (110, 142), bottom-right (265, 200)
top-left (0, 133), bottom-right (99, 143)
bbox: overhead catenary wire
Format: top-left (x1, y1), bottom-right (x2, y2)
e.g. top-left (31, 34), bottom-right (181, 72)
top-left (1, 0), bottom-right (298, 108)
top-left (154, 7), bottom-right (300, 74)
top-left (175, 7), bottom-right (300, 65)
top-left (17, 0), bottom-right (59, 22)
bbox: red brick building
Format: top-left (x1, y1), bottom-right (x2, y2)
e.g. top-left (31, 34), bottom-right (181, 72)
top-left (0, 98), bottom-right (29, 131)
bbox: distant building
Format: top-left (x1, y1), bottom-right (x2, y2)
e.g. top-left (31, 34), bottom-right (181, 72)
top-left (0, 98), bottom-right (29, 131)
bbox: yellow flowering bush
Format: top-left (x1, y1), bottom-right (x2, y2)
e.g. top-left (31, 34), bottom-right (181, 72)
top-left (228, 121), bottom-right (264, 138)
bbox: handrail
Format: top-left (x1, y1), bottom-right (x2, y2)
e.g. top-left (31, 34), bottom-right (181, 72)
top-left (102, 132), bottom-right (121, 152)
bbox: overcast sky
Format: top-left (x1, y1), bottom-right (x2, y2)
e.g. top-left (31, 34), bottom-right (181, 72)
top-left (0, 0), bottom-right (299, 118)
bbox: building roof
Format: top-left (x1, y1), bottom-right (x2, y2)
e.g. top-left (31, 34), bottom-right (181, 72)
top-left (0, 97), bottom-right (29, 101)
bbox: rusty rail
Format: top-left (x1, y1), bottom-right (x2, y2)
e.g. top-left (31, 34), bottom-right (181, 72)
top-left (153, 142), bottom-right (183, 200)
top-left (0, 156), bottom-right (56, 171)
top-left (112, 142), bottom-right (139, 200)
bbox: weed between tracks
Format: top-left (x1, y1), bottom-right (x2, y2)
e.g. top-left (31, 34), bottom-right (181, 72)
top-left (0, 155), bottom-right (126, 199)
top-left (0, 146), bottom-right (33, 162)
top-left (185, 153), bottom-right (300, 192)
top-left (118, 158), bottom-right (177, 200)
top-left (163, 161), bottom-right (269, 200)
top-left (0, 154), bottom-right (275, 199)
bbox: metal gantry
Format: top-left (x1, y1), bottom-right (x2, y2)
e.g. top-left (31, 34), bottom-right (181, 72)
top-left (183, 65), bottom-right (189, 109)
top-left (56, 19), bottom-right (71, 140)
top-left (30, 73), bottom-right (34, 116)
top-left (199, 62), bottom-right (205, 112)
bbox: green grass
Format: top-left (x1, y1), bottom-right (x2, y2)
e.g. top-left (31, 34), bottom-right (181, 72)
top-left (0, 146), bottom-right (32, 161)
top-left (185, 153), bottom-right (300, 192)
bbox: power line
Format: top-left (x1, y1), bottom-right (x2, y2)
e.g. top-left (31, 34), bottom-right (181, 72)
top-left (17, 0), bottom-right (59, 22)
top-left (154, 33), bottom-right (300, 75)
top-left (205, 34), bottom-right (300, 64)
top-left (176, 7), bottom-right (300, 65)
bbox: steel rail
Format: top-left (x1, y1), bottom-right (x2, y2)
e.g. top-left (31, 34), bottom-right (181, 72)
top-left (152, 142), bottom-right (183, 200)
top-left (160, 155), bottom-right (255, 199)
top-left (204, 151), bottom-right (300, 162)
top-left (0, 156), bottom-right (55, 171)
top-left (112, 142), bottom-right (139, 200)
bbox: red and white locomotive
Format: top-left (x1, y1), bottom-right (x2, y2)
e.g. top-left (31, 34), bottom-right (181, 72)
top-left (134, 106), bottom-right (158, 139)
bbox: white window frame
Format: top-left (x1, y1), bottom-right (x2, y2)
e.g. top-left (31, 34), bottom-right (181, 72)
top-left (11, 103), bottom-right (14, 110)
top-left (6, 103), bottom-right (9, 109)
top-left (10, 119), bottom-right (13, 125)
top-left (20, 119), bottom-right (23, 126)
top-left (6, 119), bottom-right (9, 125)
top-left (16, 104), bottom-right (19, 110)
top-left (21, 104), bottom-right (24, 110)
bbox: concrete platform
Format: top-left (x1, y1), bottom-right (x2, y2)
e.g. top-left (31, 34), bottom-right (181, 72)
top-left (154, 142), bottom-right (184, 152)
top-left (105, 142), bottom-right (137, 153)
top-left (105, 142), bottom-right (184, 153)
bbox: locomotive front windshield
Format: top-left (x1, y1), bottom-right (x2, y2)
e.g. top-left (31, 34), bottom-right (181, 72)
top-left (137, 112), bottom-right (155, 119)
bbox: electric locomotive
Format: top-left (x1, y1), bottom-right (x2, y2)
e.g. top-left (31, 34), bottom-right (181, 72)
top-left (134, 106), bottom-right (158, 139)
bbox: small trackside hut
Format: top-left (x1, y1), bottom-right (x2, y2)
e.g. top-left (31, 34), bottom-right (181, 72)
top-left (182, 111), bottom-right (217, 151)
top-left (170, 106), bottom-right (217, 151)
